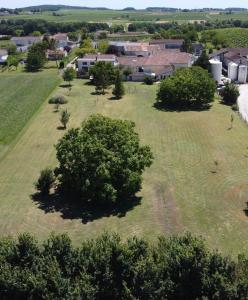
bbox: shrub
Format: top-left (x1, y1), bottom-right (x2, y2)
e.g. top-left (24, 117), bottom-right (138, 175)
top-left (220, 82), bottom-right (240, 105)
top-left (35, 168), bottom-right (55, 195)
top-left (48, 95), bottom-right (68, 105)
top-left (60, 109), bottom-right (70, 129)
top-left (143, 76), bottom-right (154, 85)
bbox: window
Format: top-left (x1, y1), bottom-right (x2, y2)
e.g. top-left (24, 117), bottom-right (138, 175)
top-left (90, 62), bottom-right (95, 65)
top-left (82, 62), bottom-right (87, 65)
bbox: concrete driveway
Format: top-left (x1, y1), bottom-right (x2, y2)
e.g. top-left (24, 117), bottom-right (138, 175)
top-left (238, 84), bottom-right (248, 123)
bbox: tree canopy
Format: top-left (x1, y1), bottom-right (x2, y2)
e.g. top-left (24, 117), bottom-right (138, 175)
top-left (90, 61), bottom-right (116, 94)
top-left (26, 42), bottom-right (47, 72)
top-left (55, 114), bottom-right (153, 205)
top-left (157, 67), bottom-right (216, 109)
top-left (220, 82), bottom-right (240, 105)
top-left (0, 232), bottom-right (247, 299)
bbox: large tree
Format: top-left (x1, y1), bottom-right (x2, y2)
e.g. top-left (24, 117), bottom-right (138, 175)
top-left (63, 67), bottom-right (76, 86)
top-left (26, 42), bottom-right (47, 72)
top-left (55, 114), bottom-right (153, 204)
top-left (157, 67), bottom-right (216, 109)
top-left (90, 61), bottom-right (116, 94)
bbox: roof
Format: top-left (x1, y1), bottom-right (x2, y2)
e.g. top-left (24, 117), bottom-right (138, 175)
top-left (47, 49), bottom-right (65, 55)
top-left (210, 48), bottom-right (248, 63)
top-left (150, 39), bottom-right (184, 45)
top-left (53, 33), bottom-right (68, 41)
top-left (11, 36), bottom-right (42, 41)
top-left (118, 52), bottom-right (191, 67)
top-left (0, 49), bottom-right (8, 56)
top-left (79, 54), bottom-right (117, 61)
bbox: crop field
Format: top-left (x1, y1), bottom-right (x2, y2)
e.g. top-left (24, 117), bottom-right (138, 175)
top-left (0, 70), bottom-right (60, 159)
top-left (4, 9), bottom-right (248, 24)
top-left (206, 28), bottom-right (248, 48)
top-left (1, 79), bottom-right (248, 256)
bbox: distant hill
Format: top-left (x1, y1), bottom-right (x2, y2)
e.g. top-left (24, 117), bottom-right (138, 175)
top-left (21, 5), bottom-right (110, 12)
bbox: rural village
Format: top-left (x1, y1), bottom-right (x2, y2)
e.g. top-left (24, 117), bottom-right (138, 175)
top-left (1, 3), bottom-right (248, 299)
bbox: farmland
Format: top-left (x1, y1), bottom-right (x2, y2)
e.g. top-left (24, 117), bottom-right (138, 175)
top-left (205, 28), bottom-right (248, 48)
top-left (4, 9), bottom-right (248, 24)
top-left (0, 79), bottom-right (248, 256)
top-left (0, 69), bottom-right (61, 159)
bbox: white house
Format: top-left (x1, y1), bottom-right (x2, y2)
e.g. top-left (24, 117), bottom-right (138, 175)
top-left (77, 54), bottom-right (118, 75)
top-left (0, 49), bottom-right (8, 64)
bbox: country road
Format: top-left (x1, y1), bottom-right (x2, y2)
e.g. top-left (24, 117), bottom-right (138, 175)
top-left (238, 84), bottom-right (248, 123)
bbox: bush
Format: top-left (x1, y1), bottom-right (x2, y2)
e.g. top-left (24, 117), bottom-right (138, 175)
top-left (143, 76), bottom-right (154, 85)
top-left (55, 114), bottom-right (153, 205)
top-left (59, 61), bottom-right (65, 69)
top-left (48, 95), bottom-right (68, 105)
top-left (220, 82), bottom-right (240, 105)
top-left (35, 168), bottom-right (55, 195)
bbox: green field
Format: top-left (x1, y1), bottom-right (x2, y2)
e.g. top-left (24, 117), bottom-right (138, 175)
top-left (5, 9), bottom-right (248, 24)
top-left (0, 78), bottom-right (248, 256)
top-left (0, 70), bottom-right (61, 158)
top-left (206, 28), bottom-right (248, 48)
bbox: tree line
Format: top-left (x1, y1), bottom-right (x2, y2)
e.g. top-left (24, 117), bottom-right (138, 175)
top-left (0, 19), bottom-right (109, 35)
top-left (0, 231), bottom-right (247, 299)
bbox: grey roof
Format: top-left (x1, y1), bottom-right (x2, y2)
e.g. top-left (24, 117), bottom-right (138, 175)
top-left (0, 49), bottom-right (8, 56)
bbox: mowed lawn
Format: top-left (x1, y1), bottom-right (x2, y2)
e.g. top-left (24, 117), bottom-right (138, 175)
top-left (1, 79), bottom-right (248, 256)
top-left (0, 70), bottom-right (61, 158)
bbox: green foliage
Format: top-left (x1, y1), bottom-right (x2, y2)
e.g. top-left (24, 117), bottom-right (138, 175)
top-left (90, 61), bottom-right (116, 94)
top-left (48, 95), bottom-right (68, 104)
top-left (60, 109), bottom-right (70, 129)
top-left (98, 40), bottom-right (109, 54)
top-left (7, 43), bottom-right (17, 55)
top-left (112, 69), bottom-right (125, 99)
top-left (26, 42), bottom-right (47, 72)
top-left (220, 82), bottom-right (240, 105)
top-left (181, 38), bottom-right (193, 53)
top-left (143, 76), bottom-right (154, 85)
top-left (0, 232), bottom-right (245, 299)
top-left (63, 67), bottom-right (76, 86)
top-left (55, 114), bottom-right (153, 204)
top-left (193, 50), bottom-right (210, 71)
top-left (77, 37), bottom-right (96, 57)
top-left (35, 168), bottom-right (55, 195)
top-left (157, 67), bottom-right (216, 109)
top-left (7, 55), bottom-right (19, 70)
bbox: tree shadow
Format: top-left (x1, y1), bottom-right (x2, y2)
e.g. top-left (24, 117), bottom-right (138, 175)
top-left (153, 101), bottom-right (211, 112)
top-left (244, 202), bottom-right (248, 216)
top-left (31, 192), bottom-right (141, 223)
top-left (60, 83), bottom-right (72, 88)
top-left (109, 96), bottom-right (121, 101)
top-left (57, 126), bottom-right (65, 130)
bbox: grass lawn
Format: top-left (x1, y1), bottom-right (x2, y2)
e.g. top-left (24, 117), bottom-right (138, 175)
top-left (0, 69), bottom-right (61, 158)
top-left (0, 79), bottom-right (248, 256)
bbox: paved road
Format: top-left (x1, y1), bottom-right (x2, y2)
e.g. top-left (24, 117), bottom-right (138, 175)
top-left (238, 84), bottom-right (248, 123)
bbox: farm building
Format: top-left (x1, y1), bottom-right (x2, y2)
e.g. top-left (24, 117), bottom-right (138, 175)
top-left (11, 36), bottom-right (43, 47)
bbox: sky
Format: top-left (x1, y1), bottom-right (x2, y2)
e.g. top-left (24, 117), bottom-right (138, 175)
top-left (1, 0), bottom-right (248, 9)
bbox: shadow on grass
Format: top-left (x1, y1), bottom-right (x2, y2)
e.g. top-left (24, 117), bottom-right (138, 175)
top-left (60, 84), bottom-right (72, 88)
top-left (108, 96), bottom-right (121, 101)
top-left (57, 126), bottom-right (66, 130)
top-left (31, 192), bottom-right (141, 223)
top-left (153, 102), bottom-right (211, 112)
top-left (244, 202), bottom-right (248, 217)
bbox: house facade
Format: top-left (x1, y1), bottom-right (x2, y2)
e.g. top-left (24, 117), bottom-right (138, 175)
top-left (77, 54), bottom-right (118, 75)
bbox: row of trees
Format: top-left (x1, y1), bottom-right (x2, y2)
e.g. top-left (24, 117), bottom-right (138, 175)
top-left (0, 231), bottom-right (247, 299)
top-left (0, 19), bottom-right (109, 35)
